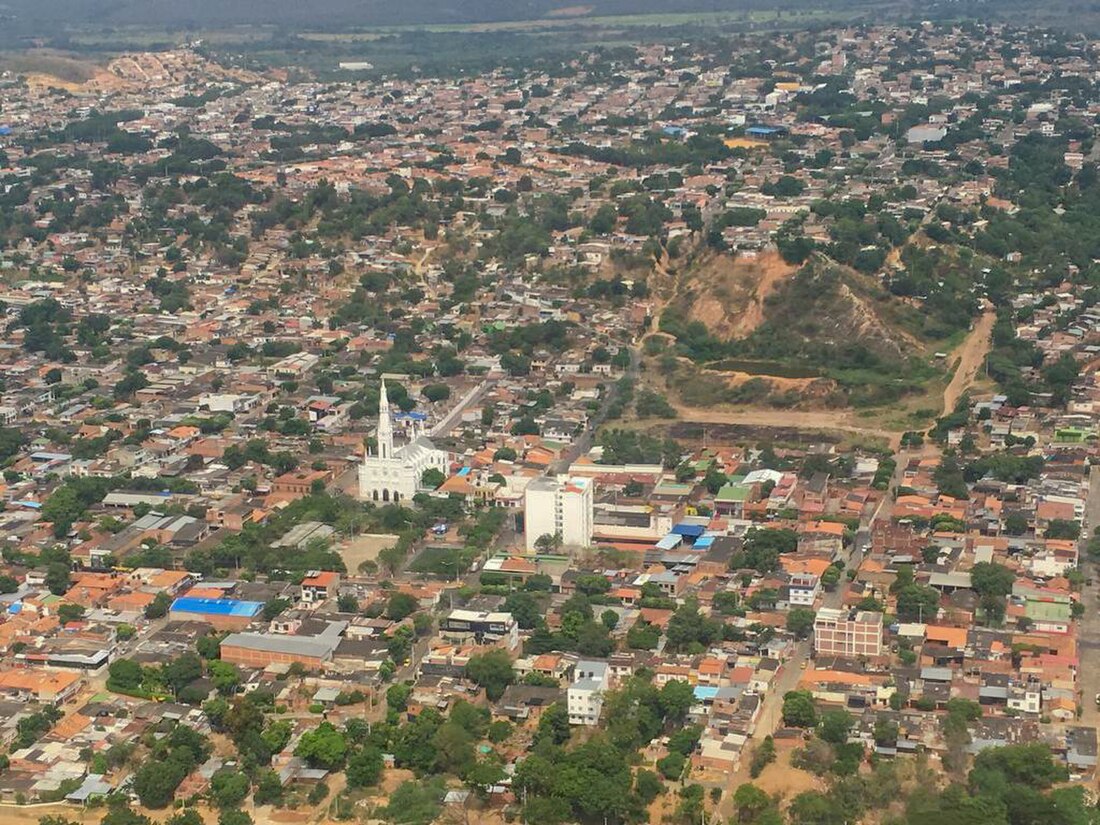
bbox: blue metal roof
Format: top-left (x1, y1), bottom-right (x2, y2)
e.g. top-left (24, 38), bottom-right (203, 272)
top-left (171, 597), bottom-right (263, 617)
top-left (671, 523), bottom-right (705, 538)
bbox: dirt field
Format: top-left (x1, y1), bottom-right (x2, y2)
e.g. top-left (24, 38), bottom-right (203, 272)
top-left (941, 308), bottom-right (995, 415)
top-left (339, 533), bottom-right (398, 572)
top-left (661, 402), bottom-right (902, 450)
top-left (751, 750), bottom-right (824, 800)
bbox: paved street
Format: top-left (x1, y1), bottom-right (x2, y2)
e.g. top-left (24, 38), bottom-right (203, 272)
top-left (551, 347), bottom-right (640, 474)
top-left (1078, 466), bottom-right (1100, 729)
top-left (712, 448), bottom-right (909, 816)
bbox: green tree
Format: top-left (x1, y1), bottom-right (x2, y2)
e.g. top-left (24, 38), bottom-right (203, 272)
top-left (295, 722), bottom-right (348, 769)
top-left (379, 779), bottom-right (445, 825)
top-left (163, 653), bottom-right (203, 695)
top-left (503, 591), bottom-right (541, 629)
top-left (817, 709), bottom-right (853, 745)
top-left (787, 608), bottom-right (816, 639)
top-left (346, 746), bottom-right (384, 788)
top-left (732, 782), bottom-right (775, 823)
top-left (252, 771), bottom-right (283, 806)
top-left (896, 584), bottom-right (940, 622)
top-left (145, 591), bottom-right (172, 619)
top-left (420, 467), bottom-right (445, 489)
top-left (657, 750), bottom-right (686, 780)
top-left (659, 679), bottom-right (695, 722)
top-left (209, 768), bottom-right (249, 809)
top-left (1046, 519), bottom-right (1081, 540)
top-left (464, 754), bottom-right (505, 797)
top-left (209, 660), bottom-right (241, 695)
top-left (970, 562), bottom-right (1015, 598)
top-left (665, 598), bottom-right (720, 653)
top-left (782, 690), bottom-right (818, 728)
top-left (107, 658), bottom-right (144, 692)
top-left (750, 737), bottom-right (777, 778)
top-left (534, 702), bottom-right (570, 746)
top-left (45, 562), bottom-right (71, 595)
top-left (466, 649), bottom-right (515, 701)
top-left (387, 591), bottom-right (419, 621)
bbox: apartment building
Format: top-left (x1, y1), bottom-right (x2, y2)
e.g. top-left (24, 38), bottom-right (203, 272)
top-left (524, 475), bottom-right (594, 552)
top-left (813, 608), bottom-right (884, 658)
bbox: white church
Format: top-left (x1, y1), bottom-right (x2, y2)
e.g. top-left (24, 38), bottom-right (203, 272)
top-left (358, 381), bottom-right (449, 503)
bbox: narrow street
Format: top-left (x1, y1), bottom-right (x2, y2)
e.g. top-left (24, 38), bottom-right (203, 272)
top-left (1078, 465), bottom-right (1100, 729)
top-left (551, 347), bottom-right (641, 474)
top-left (714, 448), bottom-right (909, 818)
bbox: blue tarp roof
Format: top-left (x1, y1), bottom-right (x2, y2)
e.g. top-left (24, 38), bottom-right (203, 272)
top-left (171, 597), bottom-right (263, 617)
top-left (694, 686), bottom-right (719, 700)
top-left (694, 535), bottom-right (715, 549)
top-left (671, 523), bottom-right (706, 538)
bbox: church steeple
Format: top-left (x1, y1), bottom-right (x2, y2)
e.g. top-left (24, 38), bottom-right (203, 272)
top-left (377, 379), bottom-right (394, 460)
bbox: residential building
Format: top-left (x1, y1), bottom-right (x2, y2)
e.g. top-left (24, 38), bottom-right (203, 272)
top-left (814, 608), bottom-right (884, 658)
top-left (568, 659), bottom-right (609, 725)
top-left (524, 475), bottom-right (594, 551)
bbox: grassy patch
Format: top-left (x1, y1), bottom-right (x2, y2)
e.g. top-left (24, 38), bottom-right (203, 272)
top-left (409, 545), bottom-right (478, 576)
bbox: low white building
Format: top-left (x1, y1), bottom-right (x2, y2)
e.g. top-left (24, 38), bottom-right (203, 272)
top-left (787, 573), bottom-right (820, 607)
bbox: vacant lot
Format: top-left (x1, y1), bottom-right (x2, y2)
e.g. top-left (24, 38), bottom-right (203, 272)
top-left (339, 533), bottom-right (398, 572)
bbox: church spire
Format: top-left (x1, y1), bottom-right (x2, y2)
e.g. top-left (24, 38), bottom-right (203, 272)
top-left (377, 379), bottom-right (394, 460)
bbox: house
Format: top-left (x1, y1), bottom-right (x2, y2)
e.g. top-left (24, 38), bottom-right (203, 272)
top-left (300, 571), bottom-right (340, 606)
top-left (494, 684), bottom-right (564, 721)
top-left (439, 609), bottom-right (519, 650)
top-left (568, 659), bottom-right (609, 725)
top-left (0, 669), bottom-right (82, 704)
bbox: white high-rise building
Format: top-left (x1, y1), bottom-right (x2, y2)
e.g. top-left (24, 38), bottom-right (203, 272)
top-left (358, 381), bottom-right (448, 503)
top-left (524, 476), bottom-right (594, 552)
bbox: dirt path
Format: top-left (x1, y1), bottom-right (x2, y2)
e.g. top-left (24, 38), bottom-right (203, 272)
top-left (664, 403), bottom-right (902, 449)
top-left (942, 309), bottom-right (995, 415)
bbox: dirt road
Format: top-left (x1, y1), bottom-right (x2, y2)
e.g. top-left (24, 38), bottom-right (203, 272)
top-left (942, 309), bottom-right (995, 415)
top-left (664, 404), bottom-right (903, 450)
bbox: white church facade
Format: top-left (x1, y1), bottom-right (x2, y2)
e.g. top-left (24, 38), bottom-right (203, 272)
top-left (358, 381), bottom-right (449, 503)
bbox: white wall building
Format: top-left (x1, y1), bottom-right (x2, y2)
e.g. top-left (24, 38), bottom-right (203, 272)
top-left (524, 475), bottom-right (594, 552)
top-left (568, 660), bottom-right (609, 726)
top-left (787, 573), bottom-right (820, 607)
top-left (358, 381), bottom-right (448, 503)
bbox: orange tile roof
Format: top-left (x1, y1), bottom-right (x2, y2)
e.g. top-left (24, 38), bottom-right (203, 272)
top-left (780, 556), bottom-right (831, 576)
top-left (802, 521), bottom-right (845, 537)
top-left (0, 668), bottom-right (80, 696)
top-left (149, 570), bottom-right (191, 589)
top-left (925, 625), bottom-right (967, 649)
